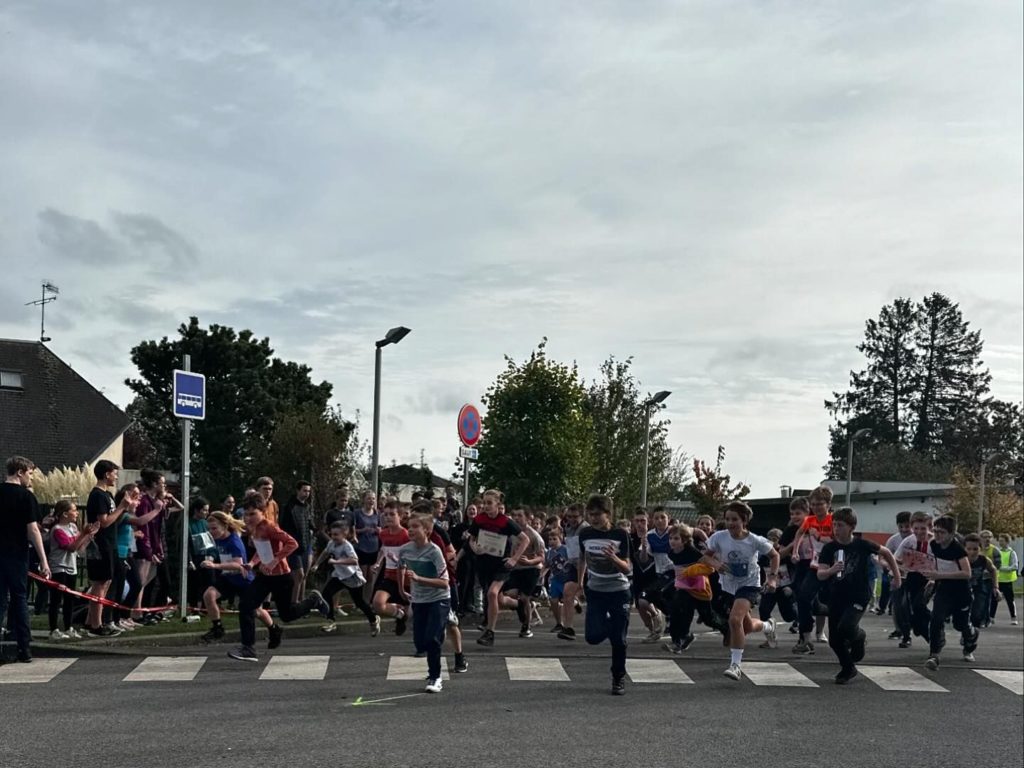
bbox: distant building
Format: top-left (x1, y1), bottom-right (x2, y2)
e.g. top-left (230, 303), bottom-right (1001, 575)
top-left (368, 464), bottom-right (453, 502)
top-left (0, 339), bottom-right (128, 472)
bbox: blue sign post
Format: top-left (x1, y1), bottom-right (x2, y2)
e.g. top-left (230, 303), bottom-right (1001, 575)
top-left (173, 369), bottom-right (206, 420)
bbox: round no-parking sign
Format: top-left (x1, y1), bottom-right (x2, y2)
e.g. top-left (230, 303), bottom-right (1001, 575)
top-left (458, 404), bottom-right (481, 447)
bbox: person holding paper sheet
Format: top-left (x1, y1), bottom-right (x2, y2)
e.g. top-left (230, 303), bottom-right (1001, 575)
top-left (470, 489), bottom-right (529, 648)
top-left (893, 511), bottom-right (935, 647)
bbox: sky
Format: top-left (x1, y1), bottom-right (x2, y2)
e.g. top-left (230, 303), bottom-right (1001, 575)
top-left (1, 1), bottom-right (1021, 496)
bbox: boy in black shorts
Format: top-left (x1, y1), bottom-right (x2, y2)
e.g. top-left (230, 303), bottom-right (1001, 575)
top-left (470, 489), bottom-right (529, 647)
top-left (499, 508), bottom-right (546, 638)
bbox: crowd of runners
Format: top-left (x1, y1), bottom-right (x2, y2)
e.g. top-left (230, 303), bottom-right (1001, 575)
top-left (1, 455), bottom-right (1021, 695)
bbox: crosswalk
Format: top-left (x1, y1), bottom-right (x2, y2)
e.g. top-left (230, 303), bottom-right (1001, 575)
top-left (0, 655), bottom-right (1020, 694)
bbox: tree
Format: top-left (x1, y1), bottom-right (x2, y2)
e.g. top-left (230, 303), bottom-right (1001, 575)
top-left (125, 317), bottom-right (333, 500)
top-left (255, 405), bottom-right (360, 520)
top-left (475, 340), bottom-right (596, 507)
top-left (585, 356), bottom-right (687, 509)
top-left (943, 466), bottom-right (1024, 538)
top-left (685, 446), bottom-right (750, 518)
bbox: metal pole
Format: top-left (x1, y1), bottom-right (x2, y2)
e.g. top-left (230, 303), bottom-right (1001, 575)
top-left (179, 354), bottom-right (191, 620)
top-left (370, 345), bottom-right (383, 498)
top-left (462, 457), bottom-right (470, 513)
top-left (977, 462), bottom-right (986, 534)
top-left (641, 404), bottom-right (651, 508)
top-left (40, 284), bottom-right (46, 342)
top-left (845, 436), bottom-right (855, 507)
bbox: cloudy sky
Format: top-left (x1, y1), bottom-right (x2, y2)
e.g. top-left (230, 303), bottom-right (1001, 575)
top-left (2, 1), bottom-right (1021, 495)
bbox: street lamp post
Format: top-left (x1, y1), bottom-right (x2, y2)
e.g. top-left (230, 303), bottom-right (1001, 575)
top-left (641, 390), bottom-right (671, 509)
top-left (370, 326), bottom-right (411, 498)
top-left (978, 451), bottom-right (1002, 533)
top-left (845, 428), bottom-right (872, 507)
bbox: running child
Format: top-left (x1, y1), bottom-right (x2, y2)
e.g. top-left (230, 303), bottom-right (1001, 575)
top-left (420, 507), bottom-right (468, 673)
top-left (964, 533), bottom-right (999, 631)
top-left (920, 515), bottom-right (977, 670)
top-left (469, 489), bottom-right (529, 648)
top-left (702, 501), bottom-right (780, 681)
top-left (544, 527), bottom-right (573, 634)
top-left (499, 508), bottom-right (546, 639)
top-left (893, 511), bottom-right (935, 647)
top-left (816, 507), bottom-right (901, 684)
top-left (791, 486), bottom-right (833, 654)
top-left (578, 494), bottom-right (633, 695)
top-left (310, 521), bottom-right (381, 635)
top-left (663, 524), bottom-right (725, 653)
top-left (370, 504), bottom-right (412, 636)
top-left (398, 513), bottom-right (451, 694)
top-left (630, 508), bottom-right (665, 643)
top-left (556, 503), bottom-right (587, 641)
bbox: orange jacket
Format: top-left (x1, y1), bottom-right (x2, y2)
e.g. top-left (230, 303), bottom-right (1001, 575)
top-left (249, 520), bottom-right (297, 576)
top-left (676, 563), bottom-right (715, 601)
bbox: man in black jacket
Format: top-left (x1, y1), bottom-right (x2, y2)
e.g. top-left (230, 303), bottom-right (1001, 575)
top-left (280, 481), bottom-right (314, 602)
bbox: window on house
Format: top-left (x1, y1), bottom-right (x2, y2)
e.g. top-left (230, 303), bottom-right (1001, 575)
top-left (0, 370), bottom-right (24, 390)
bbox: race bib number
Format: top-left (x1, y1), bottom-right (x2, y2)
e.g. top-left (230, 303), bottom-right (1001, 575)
top-left (564, 536), bottom-right (580, 561)
top-left (253, 539), bottom-right (275, 564)
top-left (901, 549), bottom-right (936, 573)
top-left (728, 561), bottom-right (750, 579)
top-left (653, 552), bottom-right (672, 573)
top-left (477, 530), bottom-right (508, 558)
top-left (383, 545), bottom-right (404, 570)
top-left (935, 557), bottom-right (961, 574)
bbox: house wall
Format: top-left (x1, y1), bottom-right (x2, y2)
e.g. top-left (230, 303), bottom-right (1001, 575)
top-left (89, 433), bottom-right (124, 470)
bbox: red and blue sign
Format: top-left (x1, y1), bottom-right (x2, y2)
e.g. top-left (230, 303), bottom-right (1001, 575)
top-left (458, 404), bottom-right (481, 447)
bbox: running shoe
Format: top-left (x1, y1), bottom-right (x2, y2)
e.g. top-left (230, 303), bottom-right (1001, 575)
top-left (663, 641), bottom-right (683, 655)
top-left (371, 616), bottom-right (381, 637)
top-left (549, 623), bottom-right (565, 634)
top-left (267, 624), bottom-right (284, 650)
top-left (447, 610), bottom-right (460, 627)
top-left (453, 655), bottom-right (469, 673)
top-left (87, 625), bottom-right (119, 638)
top-left (476, 629), bottom-right (495, 647)
top-left (48, 629), bottom-right (68, 640)
top-left (575, 601), bottom-right (583, 614)
top-left (723, 663), bottom-right (742, 681)
top-left (762, 618), bottom-right (777, 649)
top-left (425, 677), bottom-right (443, 694)
top-left (519, 625), bottom-right (534, 639)
top-left (815, 631), bottom-right (828, 643)
top-left (228, 645), bottom-right (258, 663)
top-left (963, 628), bottom-right (980, 656)
top-left (679, 633), bottom-right (696, 651)
top-left (320, 622), bottom-right (337, 633)
top-left (788, 622), bottom-right (798, 634)
top-left (962, 652), bottom-right (976, 662)
top-left (556, 627), bottom-right (576, 641)
top-left (791, 639), bottom-right (814, 655)
top-left (16, 649), bottom-right (32, 663)
top-left (924, 656), bottom-right (939, 671)
top-left (642, 629), bottom-right (663, 644)
top-left (888, 629), bottom-right (902, 639)
top-left (834, 666), bottom-right (858, 685)
top-left (67, 628), bottom-right (82, 639)
top-left (898, 637), bottom-right (912, 649)
top-left (102, 623), bottom-right (124, 636)
top-left (395, 610), bottom-right (408, 636)
top-left (1013, 619), bottom-right (1019, 626)
top-left (611, 676), bottom-right (625, 696)
top-left (201, 625), bottom-right (225, 644)
top-left (309, 590), bottom-right (331, 618)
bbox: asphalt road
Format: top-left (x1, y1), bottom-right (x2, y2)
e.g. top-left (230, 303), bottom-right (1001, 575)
top-left (2, 609), bottom-right (1021, 768)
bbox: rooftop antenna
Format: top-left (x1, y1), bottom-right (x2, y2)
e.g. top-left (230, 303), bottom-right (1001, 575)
top-left (25, 281), bottom-right (59, 343)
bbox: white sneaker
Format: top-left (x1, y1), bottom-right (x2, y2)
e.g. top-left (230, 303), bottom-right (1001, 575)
top-left (763, 618), bottom-right (778, 649)
top-left (371, 616), bottom-right (381, 637)
top-left (1013, 619), bottom-right (1019, 626)
top-left (103, 623), bottom-right (124, 636)
top-left (67, 628), bottom-right (82, 639)
top-left (336, 607), bottom-right (348, 617)
top-left (815, 631), bottom-right (828, 643)
top-left (117, 619), bottom-right (137, 631)
top-left (723, 663), bottom-right (742, 681)
top-left (963, 652), bottom-right (976, 662)
top-left (49, 629), bottom-right (68, 640)
top-left (642, 629), bottom-right (663, 644)
top-left (320, 622), bottom-right (337, 633)
top-left (425, 677), bottom-right (443, 694)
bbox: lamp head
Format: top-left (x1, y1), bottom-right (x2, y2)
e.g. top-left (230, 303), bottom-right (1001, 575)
top-left (377, 326), bottom-right (411, 348)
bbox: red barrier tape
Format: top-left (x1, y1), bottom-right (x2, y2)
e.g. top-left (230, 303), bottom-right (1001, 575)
top-left (29, 572), bottom-right (178, 614)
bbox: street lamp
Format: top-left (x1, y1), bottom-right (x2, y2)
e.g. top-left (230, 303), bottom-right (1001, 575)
top-left (845, 427), bottom-right (872, 506)
top-left (641, 390), bottom-right (671, 508)
top-left (370, 326), bottom-right (411, 497)
top-left (977, 451), bottom-right (1003, 533)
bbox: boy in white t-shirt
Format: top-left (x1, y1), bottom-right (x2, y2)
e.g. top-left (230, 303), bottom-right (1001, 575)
top-left (702, 501), bottom-right (780, 681)
top-left (311, 521), bottom-right (381, 635)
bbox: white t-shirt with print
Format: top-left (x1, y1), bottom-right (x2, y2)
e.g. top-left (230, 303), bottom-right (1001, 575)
top-left (706, 530), bottom-right (774, 595)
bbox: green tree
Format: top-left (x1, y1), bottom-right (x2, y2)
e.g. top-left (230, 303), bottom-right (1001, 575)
top-left (125, 317), bottom-right (332, 499)
top-left (476, 340), bottom-right (596, 506)
top-left (685, 446), bottom-right (750, 518)
top-left (585, 356), bottom-right (687, 509)
top-left (943, 466), bottom-right (1024, 537)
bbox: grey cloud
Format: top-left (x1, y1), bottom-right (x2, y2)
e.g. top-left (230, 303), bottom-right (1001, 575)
top-left (113, 211), bottom-right (198, 270)
top-left (37, 209), bottom-right (123, 264)
top-left (405, 386), bottom-right (468, 416)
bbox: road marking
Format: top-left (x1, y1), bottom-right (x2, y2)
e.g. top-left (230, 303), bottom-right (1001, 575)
top-left (259, 655), bottom-right (330, 681)
top-left (386, 656), bottom-right (450, 681)
top-left (124, 656), bottom-right (206, 682)
top-left (741, 662), bottom-right (818, 688)
top-left (627, 658), bottom-right (693, 684)
top-left (352, 693), bottom-right (425, 706)
top-left (973, 669), bottom-right (1023, 695)
top-left (0, 658), bottom-right (76, 684)
top-left (858, 665), bottom-right (948, 692)
top-left (505, 657), bottom-right (570, 682)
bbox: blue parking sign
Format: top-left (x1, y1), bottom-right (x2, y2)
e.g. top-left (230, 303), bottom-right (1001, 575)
top-left (173, 369), bottom-right (206, 420)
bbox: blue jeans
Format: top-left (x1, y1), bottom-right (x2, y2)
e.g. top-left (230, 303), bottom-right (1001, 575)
top-left (412, 600), bottom-right (450, 681)
top-left (584, 587), bottom-right (630, 680)
top-left (0, 553), bottom-right (31, 653)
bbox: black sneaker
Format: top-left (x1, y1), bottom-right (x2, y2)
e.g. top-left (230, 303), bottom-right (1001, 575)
top-left (308, 590), bottom-right (331, 619)
top-left (888, 629), bottom-right (902, 639)
top-left (963, 629), bottom-right (980, 656)
top-left (414, 651), bottom-right (426, 658)
top-left (834, 666), bottom-right (858, 685)
top-left (898, 637), bottom-right (912, 649)
top-left (519, 625), bottom-right (534, 639)
top-left (679, 633), bottom-right (696, 651)
top-left (925, 656), bottom-right (939, 671)
top-left (556, 627), bottom-right (576, 641)
top-left (395, 611), bottom-right (408, 637)
top-left (453, 655), bottom-right (469, 673)
top-left (574, 602), bottom-right (583, 614)
top-left (549, 623), bottom-right (564, 634)
top-left (267, 624), bottom-right (283, 650)
top-left (476, 629), bottom-right (495, 647)
top-left (202, 625), bottom-right (225, 644)
top-left (228, 645), bottom-right (258, 663)
top-left (611, 676), bottom-right (625, 696)
top-left (87, 626), bottom-right (117, 638)
top-left (15, 649), bottom-right (32, 664)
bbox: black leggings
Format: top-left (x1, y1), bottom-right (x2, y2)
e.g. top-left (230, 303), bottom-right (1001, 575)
top-left (827, 601), bottom-right (866, 670)
top-left (239, 573), bottom-right (315, 648)
top-left (322, 578), bottom-right (376, 623)
top-left (995, 582), bottom-right (1017, 619)
top-left (759, 586), bottom-right (797, 623)
top-left (930, 588), bottom-right (974, 656)
top-left (670, 589), bottom-right (726, 642)
top-left (48, 572), bottom-right (77, 632)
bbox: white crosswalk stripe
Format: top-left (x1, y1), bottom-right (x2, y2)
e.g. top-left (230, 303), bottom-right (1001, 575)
top-left (387, 656), bottom-right (450, 681)
top-left (740, 662), bottom-right (818, 687)
top-left (259, 655), bottom-right (331, 681)
top-left (973, 669), bottom-right (1023, 695)
top-left (505, 657), bottom-right (570, 681)
top-left (626, 658), bottom-right (693, 684)
top-left (857, 665), bottom-right (948, 692)
top-left (124, 656), bottom-right (207, 682)
top-left (0, 658), bottom-right (76, 684)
